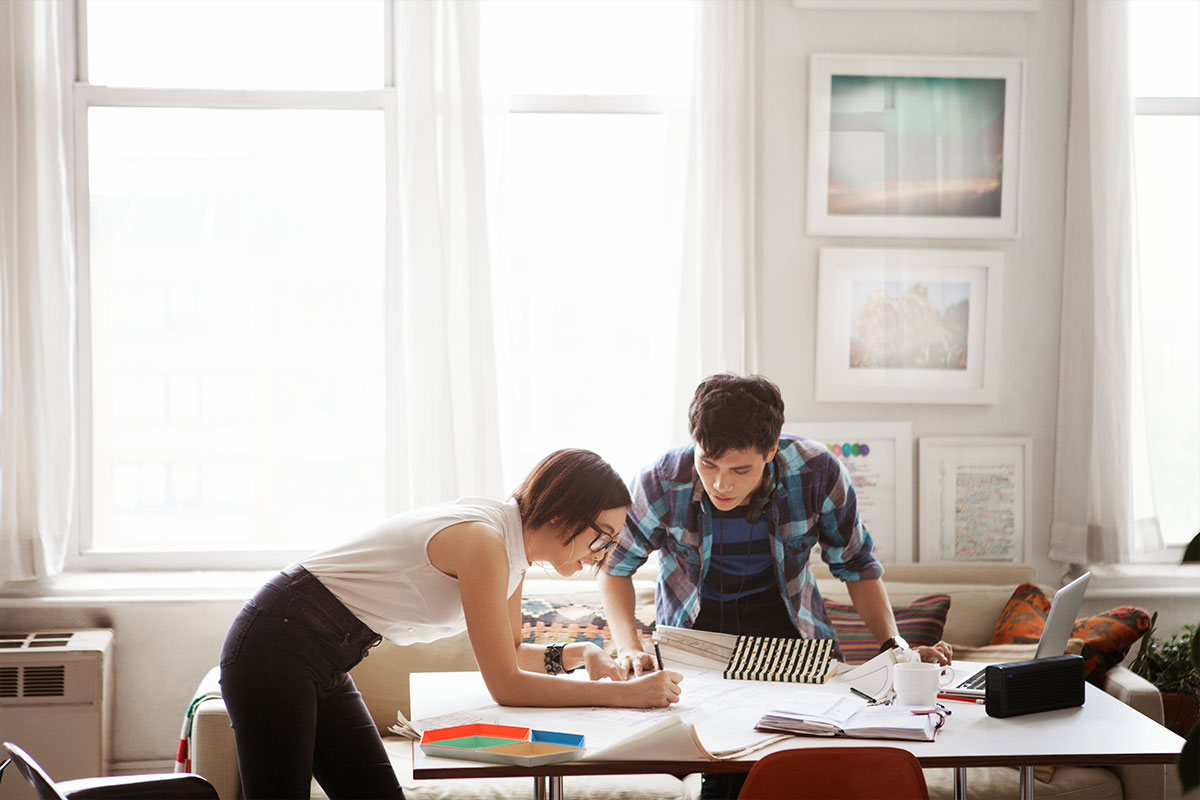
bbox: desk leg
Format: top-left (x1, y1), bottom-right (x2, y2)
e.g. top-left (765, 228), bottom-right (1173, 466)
top-left (533, 776), bottom-right (546, 800)
top-left (549, 775), bottom-right (564, 800)
top-left (954, 767), bottom-right (967, 800)
top-left (1019, 766), bottom-right (1036, 800)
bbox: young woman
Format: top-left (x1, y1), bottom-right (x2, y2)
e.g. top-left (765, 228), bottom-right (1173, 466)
top-left (219, 448), bottom-right (682, 800)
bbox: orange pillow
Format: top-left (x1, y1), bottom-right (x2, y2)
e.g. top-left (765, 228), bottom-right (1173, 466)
top-left (989, 583), bottom-right (1051, 645)
top-left (989, 584), bottom-right (1152, 683)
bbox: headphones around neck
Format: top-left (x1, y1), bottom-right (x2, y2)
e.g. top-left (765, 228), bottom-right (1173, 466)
top-left (745, 458), bottom-right (781, 525)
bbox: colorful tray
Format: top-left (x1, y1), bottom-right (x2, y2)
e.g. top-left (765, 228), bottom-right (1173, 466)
top-left (419, 723), bottom-right (586, 767)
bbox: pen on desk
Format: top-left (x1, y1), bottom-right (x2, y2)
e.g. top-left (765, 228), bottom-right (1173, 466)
top-left (654, 641), bottom-right (665, 671)
top-left (937, 693), bottom-right (985, 704)
top-left (849, 686), bottom-right (876, 703)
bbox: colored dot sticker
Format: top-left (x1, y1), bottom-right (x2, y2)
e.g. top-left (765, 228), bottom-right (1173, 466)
top-left (827, 442), bottom-right (871, 458)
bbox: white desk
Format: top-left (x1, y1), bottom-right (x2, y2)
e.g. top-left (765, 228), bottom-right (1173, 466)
top-left (409, 669), bottom-right (1184, 800)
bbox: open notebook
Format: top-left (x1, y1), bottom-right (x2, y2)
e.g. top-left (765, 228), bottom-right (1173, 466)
top-left (942, 571), bottom-right (1091, 699)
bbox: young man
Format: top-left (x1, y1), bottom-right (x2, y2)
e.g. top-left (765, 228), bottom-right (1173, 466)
top-left (598, 374), bottom-right (951, 800)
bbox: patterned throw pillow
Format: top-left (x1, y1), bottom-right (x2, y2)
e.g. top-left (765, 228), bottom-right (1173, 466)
top-left (825, 594), bottom-right (951, 665)
top-left (989, 583), bottom-right (1052, 645)
top-left (520, 598), bottom-right (656, 650)
top-left (988, 584), bottom-right (1153, 684)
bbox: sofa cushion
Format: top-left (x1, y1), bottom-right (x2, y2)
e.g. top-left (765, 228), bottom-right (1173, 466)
top-left (521, 597), bottom-right (656, 649)
top-left (988, 584), bottom-right (1152, 684)
top-left (825, 594), bottom-right (951, 664)
top-left (989, 583), bottom-right (1052, 644)
top-left (922, 765), bottom-right (1122, 800)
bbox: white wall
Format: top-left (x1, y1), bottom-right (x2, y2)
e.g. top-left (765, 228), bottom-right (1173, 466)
top-left (758, 0), bottom-right (1073, 582)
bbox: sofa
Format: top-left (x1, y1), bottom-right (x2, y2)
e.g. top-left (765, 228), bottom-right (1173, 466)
top-left (187, 563), bottom-right (1167, 800)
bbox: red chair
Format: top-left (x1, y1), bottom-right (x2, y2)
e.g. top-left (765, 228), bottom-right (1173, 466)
top-left (738, 746), bottom-right (929, 800)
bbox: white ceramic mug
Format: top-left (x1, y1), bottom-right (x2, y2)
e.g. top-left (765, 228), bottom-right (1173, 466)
top-left (893, 661), bottom-right (955, 707)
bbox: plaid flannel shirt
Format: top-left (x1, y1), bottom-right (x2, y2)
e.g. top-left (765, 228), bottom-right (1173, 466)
top-left (603, 434), bottom-right (883, 641)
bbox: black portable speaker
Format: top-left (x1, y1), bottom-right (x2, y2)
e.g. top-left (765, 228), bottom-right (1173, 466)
top-left (984, 654), bottom-right (1086, 718)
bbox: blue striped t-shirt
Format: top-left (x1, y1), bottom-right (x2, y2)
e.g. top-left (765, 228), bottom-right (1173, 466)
top-left (701, 507), bottom-right (775, 601)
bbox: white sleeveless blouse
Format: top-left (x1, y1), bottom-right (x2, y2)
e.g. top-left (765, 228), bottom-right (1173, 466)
top-left (301, 497), bottom-right (527, 645)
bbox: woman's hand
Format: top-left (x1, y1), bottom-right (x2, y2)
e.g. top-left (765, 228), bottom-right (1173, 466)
top-left (581, 643), bottom-right (630, 682)
top-left (623, 670), bottom-right (683, 707)
top-left (613, 647), bottom-right (659, 678)
top-left (917, 641), bottom-right (953, 665)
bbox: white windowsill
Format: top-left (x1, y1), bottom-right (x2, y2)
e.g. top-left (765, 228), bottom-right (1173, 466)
top-left (2, 563), bottom-right (1193, 605)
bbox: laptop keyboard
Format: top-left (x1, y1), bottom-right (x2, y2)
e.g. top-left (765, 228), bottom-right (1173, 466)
top-left (961, 668), bottom-right (987, 690)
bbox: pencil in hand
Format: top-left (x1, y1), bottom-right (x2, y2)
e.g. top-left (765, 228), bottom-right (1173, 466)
top-left (654, 641), bottom-right (665, 671)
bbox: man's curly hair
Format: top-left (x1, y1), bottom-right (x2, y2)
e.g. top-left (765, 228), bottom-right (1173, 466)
top-left (687, 373), bottom-right (785, 459)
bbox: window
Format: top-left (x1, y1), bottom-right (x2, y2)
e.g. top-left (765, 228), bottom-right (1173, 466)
top-left (481, 0), bottom-right (695, 488)
top-left (1129, 0), bottom-right (1200, 557)
top-left (78, 1), bottom-right (390, 567)
top-left (74, 0), bottom-right (694, 568)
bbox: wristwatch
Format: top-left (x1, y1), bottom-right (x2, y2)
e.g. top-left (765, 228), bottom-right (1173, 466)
top-left (878, 635), bottom-right (910, 653)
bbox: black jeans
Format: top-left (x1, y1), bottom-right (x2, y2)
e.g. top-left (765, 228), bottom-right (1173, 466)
top-left (694, 588), bottom-right (802, 800)
top-left (219, 564), bottom-right (401, 800)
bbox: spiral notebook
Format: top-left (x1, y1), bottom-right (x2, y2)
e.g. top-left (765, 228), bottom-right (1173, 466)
top-left (655, 626), bottom-right (839, 683)
top-left (724, 635), bottom-right (837, 683)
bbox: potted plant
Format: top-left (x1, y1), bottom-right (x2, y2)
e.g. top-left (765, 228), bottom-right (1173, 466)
top-left (1130, 614), bottom-right (1200, 737)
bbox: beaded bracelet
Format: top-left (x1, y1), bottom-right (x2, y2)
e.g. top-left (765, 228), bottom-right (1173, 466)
top-left (543, 643), bottom-right (577, 675)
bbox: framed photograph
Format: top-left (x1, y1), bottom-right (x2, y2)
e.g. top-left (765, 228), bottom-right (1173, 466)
top-left (784, 421), bottom-right (913, 563)
top-left (807, 54), bottom-right (1025, 238)
top-left (814, 247), bottom-right (1003, 404)
top-left (918, 436), bottom-right (1032, 563)
top-left (793, 1), bottom-right (1038, 10)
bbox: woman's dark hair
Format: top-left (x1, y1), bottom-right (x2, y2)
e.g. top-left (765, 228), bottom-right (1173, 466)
top-left (688, 373), bottom-right (785, 459)
top-left (512, 449), bottom-right (631, 543)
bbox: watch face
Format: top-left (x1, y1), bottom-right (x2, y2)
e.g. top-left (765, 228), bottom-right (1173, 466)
top-left (892, 636), bottom-right (909, 650)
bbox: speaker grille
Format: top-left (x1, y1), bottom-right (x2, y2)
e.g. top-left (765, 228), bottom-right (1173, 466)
top-left (985, 655), bottom-right (1085, 718)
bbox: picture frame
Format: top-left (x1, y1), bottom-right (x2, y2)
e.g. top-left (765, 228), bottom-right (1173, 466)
top-left (784, 421), bottom-right (913, 563)
top-left (917, 436), bottom-right (1032, 563)
top-left (807, 54), bottom-right (1025, 238)
top-left (814, 247), bottom-right (1003, 404)
top-left (793, 1), bottom-right (1038, 11)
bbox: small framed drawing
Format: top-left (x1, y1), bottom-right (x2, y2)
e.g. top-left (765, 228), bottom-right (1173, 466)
top-left (918, 436), bottom-right (1031, 563)
top-left (793, 1), bottom-right (1038, 10)
top-left (807, 53), bottom-right (1025, 238)
top-left (815, 247), bottom-right (1003, 404)
top-left (784, 421), bottom-right (913, 563)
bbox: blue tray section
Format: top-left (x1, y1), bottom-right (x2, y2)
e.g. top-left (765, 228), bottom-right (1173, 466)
top-left (530, 729), bottom-right (586, 748)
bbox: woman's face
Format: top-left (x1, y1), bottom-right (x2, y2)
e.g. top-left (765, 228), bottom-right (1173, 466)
top-left (694, 444), bottom-right (776, 512)
top-left (547, 505), bottom-right (628, 577)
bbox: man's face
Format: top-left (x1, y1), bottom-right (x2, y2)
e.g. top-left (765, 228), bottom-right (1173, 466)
top-left (694, 444), bottom-right (777, 512)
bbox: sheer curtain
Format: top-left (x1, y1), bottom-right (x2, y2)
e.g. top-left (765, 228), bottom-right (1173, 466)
top-left (392, 0), bottom-right (504, 508)
top-left (1049, 0), bottom-right (1138, 566)
top-left (0, 0), bottom-right (76, 581)
top-left (670, 0), bottom-right (759, 431)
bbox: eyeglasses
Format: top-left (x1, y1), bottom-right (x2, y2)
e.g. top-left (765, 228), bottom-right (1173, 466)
top-left (586, 522), bottom-right (618, 553)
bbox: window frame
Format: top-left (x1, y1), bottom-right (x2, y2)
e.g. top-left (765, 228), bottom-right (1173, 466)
top-left (68, 0), bottom-right (401, 570)
top-left (1129, 90), bottom-right (1200, 563)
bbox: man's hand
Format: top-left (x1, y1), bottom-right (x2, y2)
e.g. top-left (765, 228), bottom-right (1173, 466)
top-left (614, 646), bottom-right (658, 678)
top-left (581, 643), bottom-right (631, 682)
top-left (916, 641), bottom-right (953, 665)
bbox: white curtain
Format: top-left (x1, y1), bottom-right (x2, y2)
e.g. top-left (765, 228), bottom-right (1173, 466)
top-left (392, 0), bottom-right (504, 508)
top-left (1049, 0), bottom-right (1137, 565)
top-left (0, 0), bottom-right (76, 581)
top-left (670, 0), bottom-right (759, 431)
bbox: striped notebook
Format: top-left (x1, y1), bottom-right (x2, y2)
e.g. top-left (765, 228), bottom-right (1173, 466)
top-left (723, 636), bottom-right (836, 683)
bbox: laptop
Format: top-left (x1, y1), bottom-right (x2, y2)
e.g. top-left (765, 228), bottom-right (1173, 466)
top-left (941, 571), bottom-right (1091, 698)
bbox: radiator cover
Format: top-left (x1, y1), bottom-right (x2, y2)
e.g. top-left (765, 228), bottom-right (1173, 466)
top-left (0, 629), bottom-right (114, 799)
